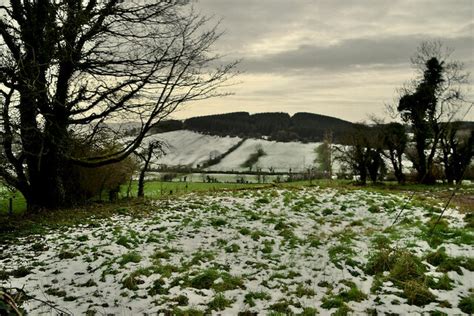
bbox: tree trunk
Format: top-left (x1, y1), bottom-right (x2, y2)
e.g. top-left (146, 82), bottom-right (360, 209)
top-left (24, 117), bottom-right (72, 211)
top-left (137, 167), bottom-right (147, 198)
top-left (137, 155), bottom-right (152, 198)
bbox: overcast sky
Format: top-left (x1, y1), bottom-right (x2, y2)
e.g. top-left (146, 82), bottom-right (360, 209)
top-left (174, 0), bottom-right (473, 122)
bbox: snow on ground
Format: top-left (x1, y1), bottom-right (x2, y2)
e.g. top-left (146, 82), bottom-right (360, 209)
top-left (1, 188), bottom-right (472, 315)
top-left (144, 130), bottom-right (242, 168)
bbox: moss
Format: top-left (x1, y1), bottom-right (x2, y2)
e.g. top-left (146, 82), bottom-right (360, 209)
top-left (210, 217), bottom-right (227, 227)
top-left (151, 250), bottom-right (171, 260)
top-left (122, 274), bottom-right (143, 291)
top-left (338, 281), bottom-right (367, 302)
top-left (244, 291), bottom-right (271, 307)
top-left (458, 293), bottom-right (474, 314)
top-left (332, 304), bottom-right (351, 316)
top-left (188, 269), bottom-right (243, 291)
top-left (119, 252), bottom-right (142, 266)
top-left (294, 284), bottom-right (315, 297)
top-left (425, 248), bottom-right (474, 274)
top-left (79, 279), bottom-right (98, 287)
top-left (262, 240), bottom-right (273, 254)
top-left (328, 244), bottom-right (356, 269)
top-left (208, 293), bottom-right (233, 311)
top-left (225, 243), bottom-right (240, 253)
top-left (365, 248), bottom-right (396, 275)
top-left (299, 307), bottom-right (318, 315)
top-left (402, 280), bottom-right (436, 306)
top-left (269, 299), bottom-right (293, 314)
top-left (45, 288), bottom-right (67, 297)
top-left (10, 266), bottom-right (32, 278)
top-left (427, 273), bottom-right (453, 290)
top-left (148, 278), bottom-right (167, 295)
top-left (189, 269), bottom-right (219, 289)
top-left (321, 296), bottom-right (344, 309)
top-left (58, 251), bottom-right (79, 259)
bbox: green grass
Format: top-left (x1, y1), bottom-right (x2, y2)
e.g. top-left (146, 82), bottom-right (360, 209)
top-left (0, 190), bottom-right (27, 214)
top-left (2, 179), bottom-right (472, 216)
top-left (207, 293), bottom-right (233, 311)
top-left (458, 293), bottom-right (474, 314)
top-left (122, 180), bottom-right (268, 199)
top-left (244, 291), bottom-right (271, 307)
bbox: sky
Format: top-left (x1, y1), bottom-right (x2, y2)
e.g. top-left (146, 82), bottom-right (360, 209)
top-left (173, 0), bottom-right (473, 122)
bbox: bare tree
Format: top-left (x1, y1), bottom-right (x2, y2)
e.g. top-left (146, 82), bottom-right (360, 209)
top-left (336, 124), bottom-right (384, 185)
top-left (373, 121), bottom-right (407, 184)
top-left (0, 1), bottom-right (236, 210)
top-left (439, 122), bottom-right (473, 184)
top-left (135, 140), bottom-right (165, 198)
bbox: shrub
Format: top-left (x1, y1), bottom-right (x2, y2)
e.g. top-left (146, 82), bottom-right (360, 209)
top-left (389, 251), bottom-right (426, 282)
top-left (241, 146), bottom-right (266, 169)
top-left (69, 139), bottom-right (138, 202)
top-left (365, 248), bottom-right (396, 275)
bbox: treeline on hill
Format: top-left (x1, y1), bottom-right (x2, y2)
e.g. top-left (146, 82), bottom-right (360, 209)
top-left (150, 112), bottom-right (356, 143)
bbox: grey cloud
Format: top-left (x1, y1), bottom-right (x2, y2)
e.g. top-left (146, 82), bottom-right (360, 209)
top-left (240, 35), bottom-right (473, 73)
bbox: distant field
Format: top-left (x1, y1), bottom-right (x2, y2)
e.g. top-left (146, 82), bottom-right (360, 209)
top-left (1, 179), bottom-right (473, 215)
top-left (0, 180), bottom-right (266, 215)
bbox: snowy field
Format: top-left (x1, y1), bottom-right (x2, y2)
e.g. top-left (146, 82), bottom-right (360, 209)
top-left (209, 138), bottom-right (321, 173)
top-left (1, 187), bottom-right (473, 315)
top-left (143, 130), bottom-right (412, 174)
top-left (144, 130), bottom-right (242, 168)
top-left (145, 130), bottom-right (325, 172)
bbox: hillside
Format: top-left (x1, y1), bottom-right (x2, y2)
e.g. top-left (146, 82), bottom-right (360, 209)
top-left (145, 130), bottom-right (327, 173)
top-left (143, 130), bottom-right (242, 168)
top-left (209, 138), bottom-right (321, 173)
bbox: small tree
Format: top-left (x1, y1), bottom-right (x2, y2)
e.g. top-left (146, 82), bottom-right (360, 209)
top-left (315, 131), bottom-right (333, 178)
top-left (337, 124), bottom-right (387, 185)
top-left (135, 141), bottom-right (165, 198)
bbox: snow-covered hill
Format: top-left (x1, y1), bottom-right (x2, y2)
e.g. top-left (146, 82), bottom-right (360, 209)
top-left (143, 130), bottom-right (242, 168)
top-left (145, 130), bottom-right (322, 172)
top-left (144, 130), bottom-right (414, 174)
top-left (209, 138), bottom-right (320, 172)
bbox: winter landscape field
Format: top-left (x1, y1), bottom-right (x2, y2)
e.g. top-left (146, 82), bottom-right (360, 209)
top-left (1, 185), bottom-right (473, 315)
